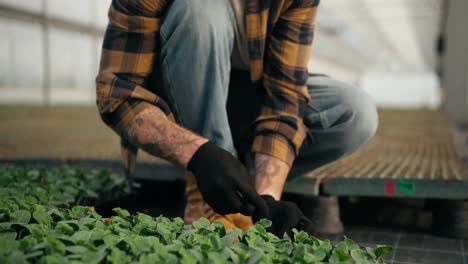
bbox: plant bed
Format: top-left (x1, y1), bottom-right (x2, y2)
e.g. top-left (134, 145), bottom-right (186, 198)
top-left (94, 179), bottom-right (186, 219)
top-left (0, 164), bottom-right (392, 263)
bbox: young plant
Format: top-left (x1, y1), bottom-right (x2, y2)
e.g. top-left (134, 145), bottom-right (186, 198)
top-left (0, 165), bottom-right (392, 263)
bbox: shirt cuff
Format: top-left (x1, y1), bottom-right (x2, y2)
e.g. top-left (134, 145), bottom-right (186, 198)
top-left (251, 133), bottom-right (296, 167)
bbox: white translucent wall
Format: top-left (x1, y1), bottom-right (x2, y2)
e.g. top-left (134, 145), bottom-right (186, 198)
top-left (360, 70), bottom-right (441, 109)
top-left (0, 18), bottom-right (44, 103)
top-left (0, 0), bottom-right (111, 104)
top-left (310, 0), bottom-right (443, 109)
top-left (47, 0), bottom-right (94, 25)
top-left (0, 0), bottom-right (42, 13)
top-left (0, 0), bottom-right (443, 108)
top-left (49, 29), bottom-right (95, 103)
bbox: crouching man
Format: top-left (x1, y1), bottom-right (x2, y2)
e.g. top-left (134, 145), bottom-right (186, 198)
top-left (96, 0), bottom-right (378, 236)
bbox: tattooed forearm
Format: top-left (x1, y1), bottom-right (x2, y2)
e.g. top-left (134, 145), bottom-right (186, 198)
top-left (123, 103), bottom-right (208, 168)
top-left (255, 155), bottom-right (282, 181)
top-left (255, 153), bottom-right (291, 200)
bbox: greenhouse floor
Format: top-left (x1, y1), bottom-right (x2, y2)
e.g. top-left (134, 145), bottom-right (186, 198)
top-left (343, 226), bottom-right (467, 264)
top-left (1, 106), bottom-right (468, 263)
top-left (1, 106), bottom-right (466, 198)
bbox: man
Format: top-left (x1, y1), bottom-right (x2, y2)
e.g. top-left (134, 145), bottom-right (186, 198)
top-left (96, 0), bottom-right (378, 236)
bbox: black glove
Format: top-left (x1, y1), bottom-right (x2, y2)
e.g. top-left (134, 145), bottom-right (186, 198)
top-left (255, 195), bottom-right (312, 237)
top-left (188, 141), bottom-right (267, 217)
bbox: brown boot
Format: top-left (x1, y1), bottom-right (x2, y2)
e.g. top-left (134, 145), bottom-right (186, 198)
top-left (184, 172), bottom-right (253, 232)
top-left (223, 213), bottom-right (254, 231)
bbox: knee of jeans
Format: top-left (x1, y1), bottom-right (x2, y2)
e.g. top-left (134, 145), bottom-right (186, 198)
top-left (163, 0), bottom-right (233, 43)
top-left (335, 85), bottom-right (379, 154)
top-left (347, 87), bottom-right (378, 141)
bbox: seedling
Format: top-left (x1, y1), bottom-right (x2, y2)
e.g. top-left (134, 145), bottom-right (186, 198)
top-left (0, 165), bottom-right (392, 263)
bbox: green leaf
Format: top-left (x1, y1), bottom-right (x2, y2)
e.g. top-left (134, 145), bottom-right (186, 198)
top-left (351, 249), bottom-right (371, 264)
top-left (71, 231), bottom-right (92, 243)
top-left (26, 169), bottom-right (41, 179)
top-left (112, 208), bottom-right (131, 219)
top-left (66, 245), bottom-right (88, 254)
top-left (24, 195), bottom-right (38, 205)
top-left (55, 222), bottom-right (75, 236)
top-left (103, 234), bottom-right (121, 247)
top-left (0, 222), bottom-right (12, 230)
top-left (19, 236), bottom-right (38, 252)
top-left (25, 250), bottom-right (44, 260)
top-left (58, 220), bottom-right (79, 231)
top-left (79, 217), bottom-right (97, 229)
top-left (335, 241), bottom-right (349, 253)
top-left (246, 249), bottom-right (263, 264)
top-left (37, 254), bottom-right (66, 264)
top-left (81, 247), bottom-right (107, 264)
top-left (156, 223), bottom-right (174, 245)
top-left (192, 218), bottom-right (210, 229)
top-left (0, 237), bottom-right (19, 255)
top-left (329, 248), bottom-right (352, 264)
top-left (48, 209), bottom-right (66, 221)
top-left (46, 236), bottom-right (66, 255)
top-left (68, 206), bottom-right (93, 219)
top-left (107, 248), bottom-right (132, 264)
top-left (256, 219), bottom-right (272, 229)
top-left (344, 237), bottom-right (360, 252)
top-left (311, 248), bottom-right (328, 262)
top-left (33, 209), bottom-right (52, 226)
top-left (139, 253), bottom-right (161, 264)
top-left (5, 250), bottom-right (28, 264)
top-left (135, 213), bottom-right (155, 225)
top-left (27, 224), bottom-right (47, 239)
top-left (374, 245), bottom-right (393, 259)
top-left (10, 210), bottom-right (31, 224)
top-left (293, 230), bottom-right (311, 244)
top-left (129, 236), bottom-right (152, 256)
top-left (0, 229), bottom-right (17, 240)
top-left (365, 247), bottom-right (377, 260)
top-left (220, 229), bottom-right (241, 248)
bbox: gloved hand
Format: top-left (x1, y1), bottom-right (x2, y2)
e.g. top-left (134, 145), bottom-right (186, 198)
top-left (187, 141), bottom-right (267, 217)
top-left (255, 195), bottom-right (313, 237)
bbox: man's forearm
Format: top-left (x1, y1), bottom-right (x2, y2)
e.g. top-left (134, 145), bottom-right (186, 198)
top-left (122, 103), bottom-right (208, 168)
top-left (121, 103), bottom-right (291, 199)
top-left (255, 153), bottom-right (291, 200)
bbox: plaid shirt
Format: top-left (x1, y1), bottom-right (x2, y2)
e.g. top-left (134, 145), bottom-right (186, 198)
top-left (96, 0), bottom-right (319, 166)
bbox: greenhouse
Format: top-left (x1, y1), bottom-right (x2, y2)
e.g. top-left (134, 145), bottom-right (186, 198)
top-left (1, 0), bottom-right (467, 263)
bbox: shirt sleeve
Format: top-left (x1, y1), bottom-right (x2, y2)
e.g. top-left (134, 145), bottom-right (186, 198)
top-left (96, 0), bottom-right (172, 117)
top-left (251, 0), bottom-right (319, 166)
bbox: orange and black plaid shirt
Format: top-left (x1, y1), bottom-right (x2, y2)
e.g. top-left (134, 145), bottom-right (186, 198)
top-left (96, 0), bottom-right (319, 166)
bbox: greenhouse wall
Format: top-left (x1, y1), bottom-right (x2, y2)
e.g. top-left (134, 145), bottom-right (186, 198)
top-left (0, 0), bottom-right (444, 109)
top-left (441, 0), bottom-right (468, 125)
top-left (0, 0), bottom-right (109, 104)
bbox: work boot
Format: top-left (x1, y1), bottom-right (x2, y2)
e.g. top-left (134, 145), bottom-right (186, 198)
top-left (300, 196), bottom-right (344, 235)
top-left (184, 172), bottom-right (253, 232)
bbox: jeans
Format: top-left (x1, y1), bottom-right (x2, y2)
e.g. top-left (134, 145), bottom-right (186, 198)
top-left (158, 0), bottom-right (379, 180)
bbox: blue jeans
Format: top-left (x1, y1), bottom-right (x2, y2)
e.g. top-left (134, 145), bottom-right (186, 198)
top-left (157, 0), bottom-right (379, 179)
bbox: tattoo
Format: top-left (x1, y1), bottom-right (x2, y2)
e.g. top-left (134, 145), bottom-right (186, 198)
top-left (255, 154), bottom-right (282, 181)
top-left (135, 118), bottom-right (144, 126)
top-left (123, 105), bottom-right (206, 167)
top-left (254, 153), bottom-right (291, 200)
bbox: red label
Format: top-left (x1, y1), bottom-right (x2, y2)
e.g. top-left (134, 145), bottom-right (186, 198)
top-left (384, 180), bottom-right (396, 196)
